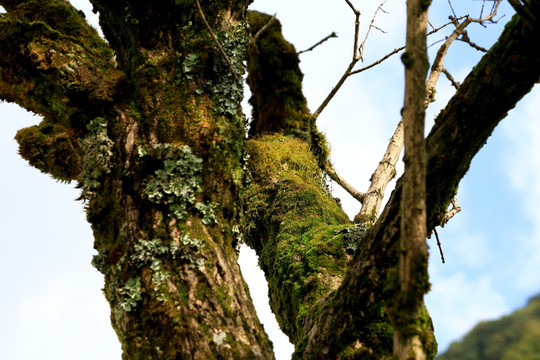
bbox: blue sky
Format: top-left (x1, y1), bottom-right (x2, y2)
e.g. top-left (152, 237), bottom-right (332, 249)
top-left (1, 1), bottom-right (539, 359)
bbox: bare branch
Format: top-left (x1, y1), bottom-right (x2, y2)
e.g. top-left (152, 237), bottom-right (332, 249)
top-left (325, 166), bottom-right (365, 203)
top-left (425, 0), bottom-right (502, 105)
top-left (351, 46), bottom-right (404, 75)
top-left (355, 119), bottom-right (403, 224)
top-left (433, 228), bottom-right (446, 263)
top-left (442, 197), bottom-right (461, 226)
top-left (350, 16), bottom-right (465, 76)
top-left (457, 36), bottom-right (488, 52)
top-left (358, 1), bottom-right (388, 61)
top-left (195, 0), bottom-right (239, 81)
top-left (298, 32), bottom-right (338, 55)
top-left (253, 13), bottom-right (277, 41)
top-left (442, 68), bottom-right (460, 89)
top-left (312, 0), bottom-right (390, 120)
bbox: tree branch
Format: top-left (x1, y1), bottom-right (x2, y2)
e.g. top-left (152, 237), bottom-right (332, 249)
top-left (391, 0), bottom-right (430, 357)
top-left (355, 119), bottom-right (403, 224)
top-left (425, 1), bottom-right (502, 105)
top-left (0, 0), bottom-right (123, 180)
top-left (195, 0), bottom-right (239, 81)
top-left (298, 32), bottom-right (338, 55)
top-left (349, 16), bottom-right (465, 76)
top-left (252, 13), bottom-right (276, 41)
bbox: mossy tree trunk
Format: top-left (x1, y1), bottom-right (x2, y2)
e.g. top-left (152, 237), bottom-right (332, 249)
top-left (1, 1), bottom-right (540, 359)
top-left (1, 0), bottom-right (273, 358)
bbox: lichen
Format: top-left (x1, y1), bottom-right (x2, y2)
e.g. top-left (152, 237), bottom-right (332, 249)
top-left (209, 22), bottom-right (250, 117)
top-left (78, 117), bottom-right (114, 198)
top-left (117, 276), bottom-right (142, 312)
top-left (139, 143), bottom-right (218, 224)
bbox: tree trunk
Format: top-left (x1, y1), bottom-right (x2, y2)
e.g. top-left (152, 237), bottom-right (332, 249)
top-left (1, 0), bottom-right (273, 358)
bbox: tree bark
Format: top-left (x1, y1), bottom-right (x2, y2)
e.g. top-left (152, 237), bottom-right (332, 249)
top-left (1, 0), bottom-right (274, 358)
top-left (391, 0), bottom-right (430, 358)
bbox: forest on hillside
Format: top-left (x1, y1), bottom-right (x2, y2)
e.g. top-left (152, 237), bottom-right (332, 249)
top-left (438, 294), bottom-right (540, 360)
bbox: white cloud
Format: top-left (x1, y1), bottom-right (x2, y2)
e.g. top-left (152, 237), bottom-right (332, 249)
top-left (425, 272), bottom-right (509, 352)
top-left (500, 86), bottom-right (540, 291)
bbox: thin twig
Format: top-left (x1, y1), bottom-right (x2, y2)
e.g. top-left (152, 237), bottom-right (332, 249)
top-left (349, 16), bottom-right (465, 76)
top-left (358, 1), bottom-right (388, 61)
top-left (425, 0), bottom-right (501, 105)
top-left (433, 228), bottom-right (446, 263)
top-left (325, 166), bottom-right (365, 203)
top-left (442, 68), bottom-right (460, 89)
top-left (350, 46), bottom-right (404, 75)
top-left (311, 61), bottom-right (357, 121)
top-left (457, 37), bottom-right (488, 52)
top-left (195, 0), bottom-right (239, 81)
top-left (253, 13), bottom-right (277, 41)
top-left (448, 0), bottom-right (458, 19)
top-left (298, 32), bottom-right (338, 55)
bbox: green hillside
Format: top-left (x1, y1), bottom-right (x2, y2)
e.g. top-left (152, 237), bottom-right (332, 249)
top-left (437, 294), bottom-right (540, 360)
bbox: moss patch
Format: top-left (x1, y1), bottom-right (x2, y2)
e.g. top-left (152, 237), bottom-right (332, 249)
top-left (245, 134), bottom-right (353, 342)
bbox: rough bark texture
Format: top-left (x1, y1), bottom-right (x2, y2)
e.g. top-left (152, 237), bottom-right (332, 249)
top-left (1, 1), bottom-right (274, 358)
top-left (391, 0), bottom-right (430, 359)
top-left (1, 0), bottom-right (539, 359)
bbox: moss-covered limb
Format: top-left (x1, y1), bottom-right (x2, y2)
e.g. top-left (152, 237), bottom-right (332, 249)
top-left (0, 0), bottom-right (122, 116)
top-left (0, 0), bottom-right (123, 180)
top-left (245, 134), bottom-right (354, 345)
top-left (425, 4), bottom-right (540, 231)
top-left (295, 180), bottom-right (436, 359)
top-left (246, 11), bottom-right (312, 139)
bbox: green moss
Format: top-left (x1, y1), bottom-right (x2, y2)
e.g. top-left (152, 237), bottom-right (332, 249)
top-left (246, 11), bottom-right (311, 137)
top-left (15, 120), bottom-right (81, 181)
top-left (245, 134), bottom-right (352, 342)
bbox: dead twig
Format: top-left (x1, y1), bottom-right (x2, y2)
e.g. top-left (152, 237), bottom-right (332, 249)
top-left (253, 13), bottom-right (277, 41)
top-left (457, 36), bottom-right (488, 52)
top-left (442, 68), bottom-right (460, 89)
top-left (425, 1), bottom-right (502, 105)
top-left (312, 0), bottom-right (387, 121)
top-left (433, 228), bottom-right (446, 263)
top-left (298, 32), bottom-right (338, 55)
top-left (325, 166), bottom-right (365, 203)
top-left (350, 16), bottom-right (465, 76)
top-left (358, 1), bottom-right (388, 61)
top-left (195, 0), bottom-right (239, 81)
top-left (442, 197), bottom-right (461, 227)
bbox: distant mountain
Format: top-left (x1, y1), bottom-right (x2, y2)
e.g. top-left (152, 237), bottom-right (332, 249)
top-left (436, 294), bottom-right (540, 360)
